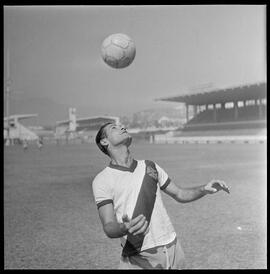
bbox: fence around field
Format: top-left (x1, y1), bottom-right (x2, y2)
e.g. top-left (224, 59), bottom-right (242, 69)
top-left (153, 134), bottom-right (266, 144)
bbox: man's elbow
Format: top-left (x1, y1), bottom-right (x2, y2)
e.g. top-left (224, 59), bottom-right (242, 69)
top-left (103, 227), bottom-right (114, 238)
top-left (104, 231), bottom-right (116, 238)
top-left (103, 223), bottom-right (119, 238)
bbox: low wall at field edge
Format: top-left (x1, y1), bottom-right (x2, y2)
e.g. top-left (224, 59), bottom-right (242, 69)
top-left (153, 134), bottom-right (266, 144)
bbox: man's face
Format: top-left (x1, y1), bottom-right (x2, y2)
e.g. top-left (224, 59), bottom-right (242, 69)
top-left (102, 123), bottom-right (132, 148)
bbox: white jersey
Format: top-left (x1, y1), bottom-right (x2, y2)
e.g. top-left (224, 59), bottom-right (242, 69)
top-left (92, 159), bottom-right (176, 256)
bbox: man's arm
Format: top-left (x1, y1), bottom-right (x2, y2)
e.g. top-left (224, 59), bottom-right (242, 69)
top-left (98, 203), bottom-right (149, 238)
top-left (162, 179), bottom-right (230, 203)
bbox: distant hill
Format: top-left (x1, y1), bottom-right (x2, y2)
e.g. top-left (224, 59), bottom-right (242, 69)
top-left (121, 105), bottom-right (186, 128)
top-left (4, 95), bottom-right (112, 127)
top-left (4, 94), bottom-right (186, 127)
top-left (133, 106), bottom-right (186, 120)
top-left (5, 95), bottom-right (69, 126)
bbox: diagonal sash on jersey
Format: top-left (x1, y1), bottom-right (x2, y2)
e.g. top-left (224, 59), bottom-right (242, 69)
top-left (122, 160), bottom-right (158, 257)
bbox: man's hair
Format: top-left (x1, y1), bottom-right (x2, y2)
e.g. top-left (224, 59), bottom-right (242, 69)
top-left (95, 122), bottom-right (113, 156)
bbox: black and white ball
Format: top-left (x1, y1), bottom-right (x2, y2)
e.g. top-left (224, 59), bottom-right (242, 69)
top-left (101, 33), bottom-right (136, 69)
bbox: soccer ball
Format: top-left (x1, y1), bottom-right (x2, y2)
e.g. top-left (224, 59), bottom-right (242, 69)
top-left (101, 33), bottom-right (136, 69)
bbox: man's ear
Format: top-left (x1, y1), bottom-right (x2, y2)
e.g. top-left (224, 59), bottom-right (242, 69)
top-left (100, 138), bottom-right (109, 146)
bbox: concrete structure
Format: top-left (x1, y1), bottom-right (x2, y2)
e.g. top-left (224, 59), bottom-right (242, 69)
top-left (4, 114), bottom-right (39, 145)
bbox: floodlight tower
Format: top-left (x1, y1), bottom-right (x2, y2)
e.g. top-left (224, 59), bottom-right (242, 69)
top-left (5, 48), bottom-right (12, 146)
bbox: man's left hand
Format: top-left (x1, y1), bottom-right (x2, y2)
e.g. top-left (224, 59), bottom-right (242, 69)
top-left (204, 180), bottom-right (230, 194)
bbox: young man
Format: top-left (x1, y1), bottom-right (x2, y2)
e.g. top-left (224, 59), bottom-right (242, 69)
top-left (36, 137), bottom-right (43, 151)
top-left (22, 139), bottom-right (28, 151)
top-left (92, 122), bottom-right (230, 269)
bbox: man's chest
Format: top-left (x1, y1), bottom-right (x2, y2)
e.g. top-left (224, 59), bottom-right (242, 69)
top-left (111, 162), bottom-right (159, 204)
top-left (112, 171), bottom-right (144, 200)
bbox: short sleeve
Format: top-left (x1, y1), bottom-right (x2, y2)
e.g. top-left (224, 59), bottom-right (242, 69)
top-left (92, 171), bottom-right (113, 209)
top-left (155, 163), bottom-right (171, 190)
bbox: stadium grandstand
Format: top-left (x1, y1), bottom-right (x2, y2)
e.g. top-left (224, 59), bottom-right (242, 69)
top-left (155, 82), bottom-right (266, 144)
top-left (4, 114), bottom-right (39, 145)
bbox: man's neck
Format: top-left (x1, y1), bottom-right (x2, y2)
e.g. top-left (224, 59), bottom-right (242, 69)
top-left (110, 146), bottom-right (134, 168)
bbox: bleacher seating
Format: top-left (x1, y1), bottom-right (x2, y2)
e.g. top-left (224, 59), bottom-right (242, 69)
top-left (182, 104), bottom-right (266, 132)
top-left (187, 105), bottom-right (265, 126)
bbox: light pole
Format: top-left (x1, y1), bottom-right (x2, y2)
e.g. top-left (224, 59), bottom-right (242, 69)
top-left (5, 48), bottom-right (12, 146)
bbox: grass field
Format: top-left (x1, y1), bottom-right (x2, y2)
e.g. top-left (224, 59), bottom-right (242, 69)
top-left (4, 141), bottom-right (267, 269)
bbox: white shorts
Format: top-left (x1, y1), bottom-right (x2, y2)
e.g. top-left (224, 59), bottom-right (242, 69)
top-left (118, 237), bottom-right (185, 269)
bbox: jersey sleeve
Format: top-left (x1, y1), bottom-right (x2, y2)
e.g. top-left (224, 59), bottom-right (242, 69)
top-left (155, 162), bottom-right (171, 190)
top-left (92, 172), bottom-right (113, 209)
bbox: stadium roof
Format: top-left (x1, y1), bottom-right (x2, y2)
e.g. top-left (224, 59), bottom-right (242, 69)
top-left (4, 114), bottom-right (38, 122)
top-left (156, 82), bottom-right (266, 106)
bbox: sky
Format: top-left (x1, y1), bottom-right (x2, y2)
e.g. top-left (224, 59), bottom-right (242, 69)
top-left (3, 5), bottom-right (266, 122)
